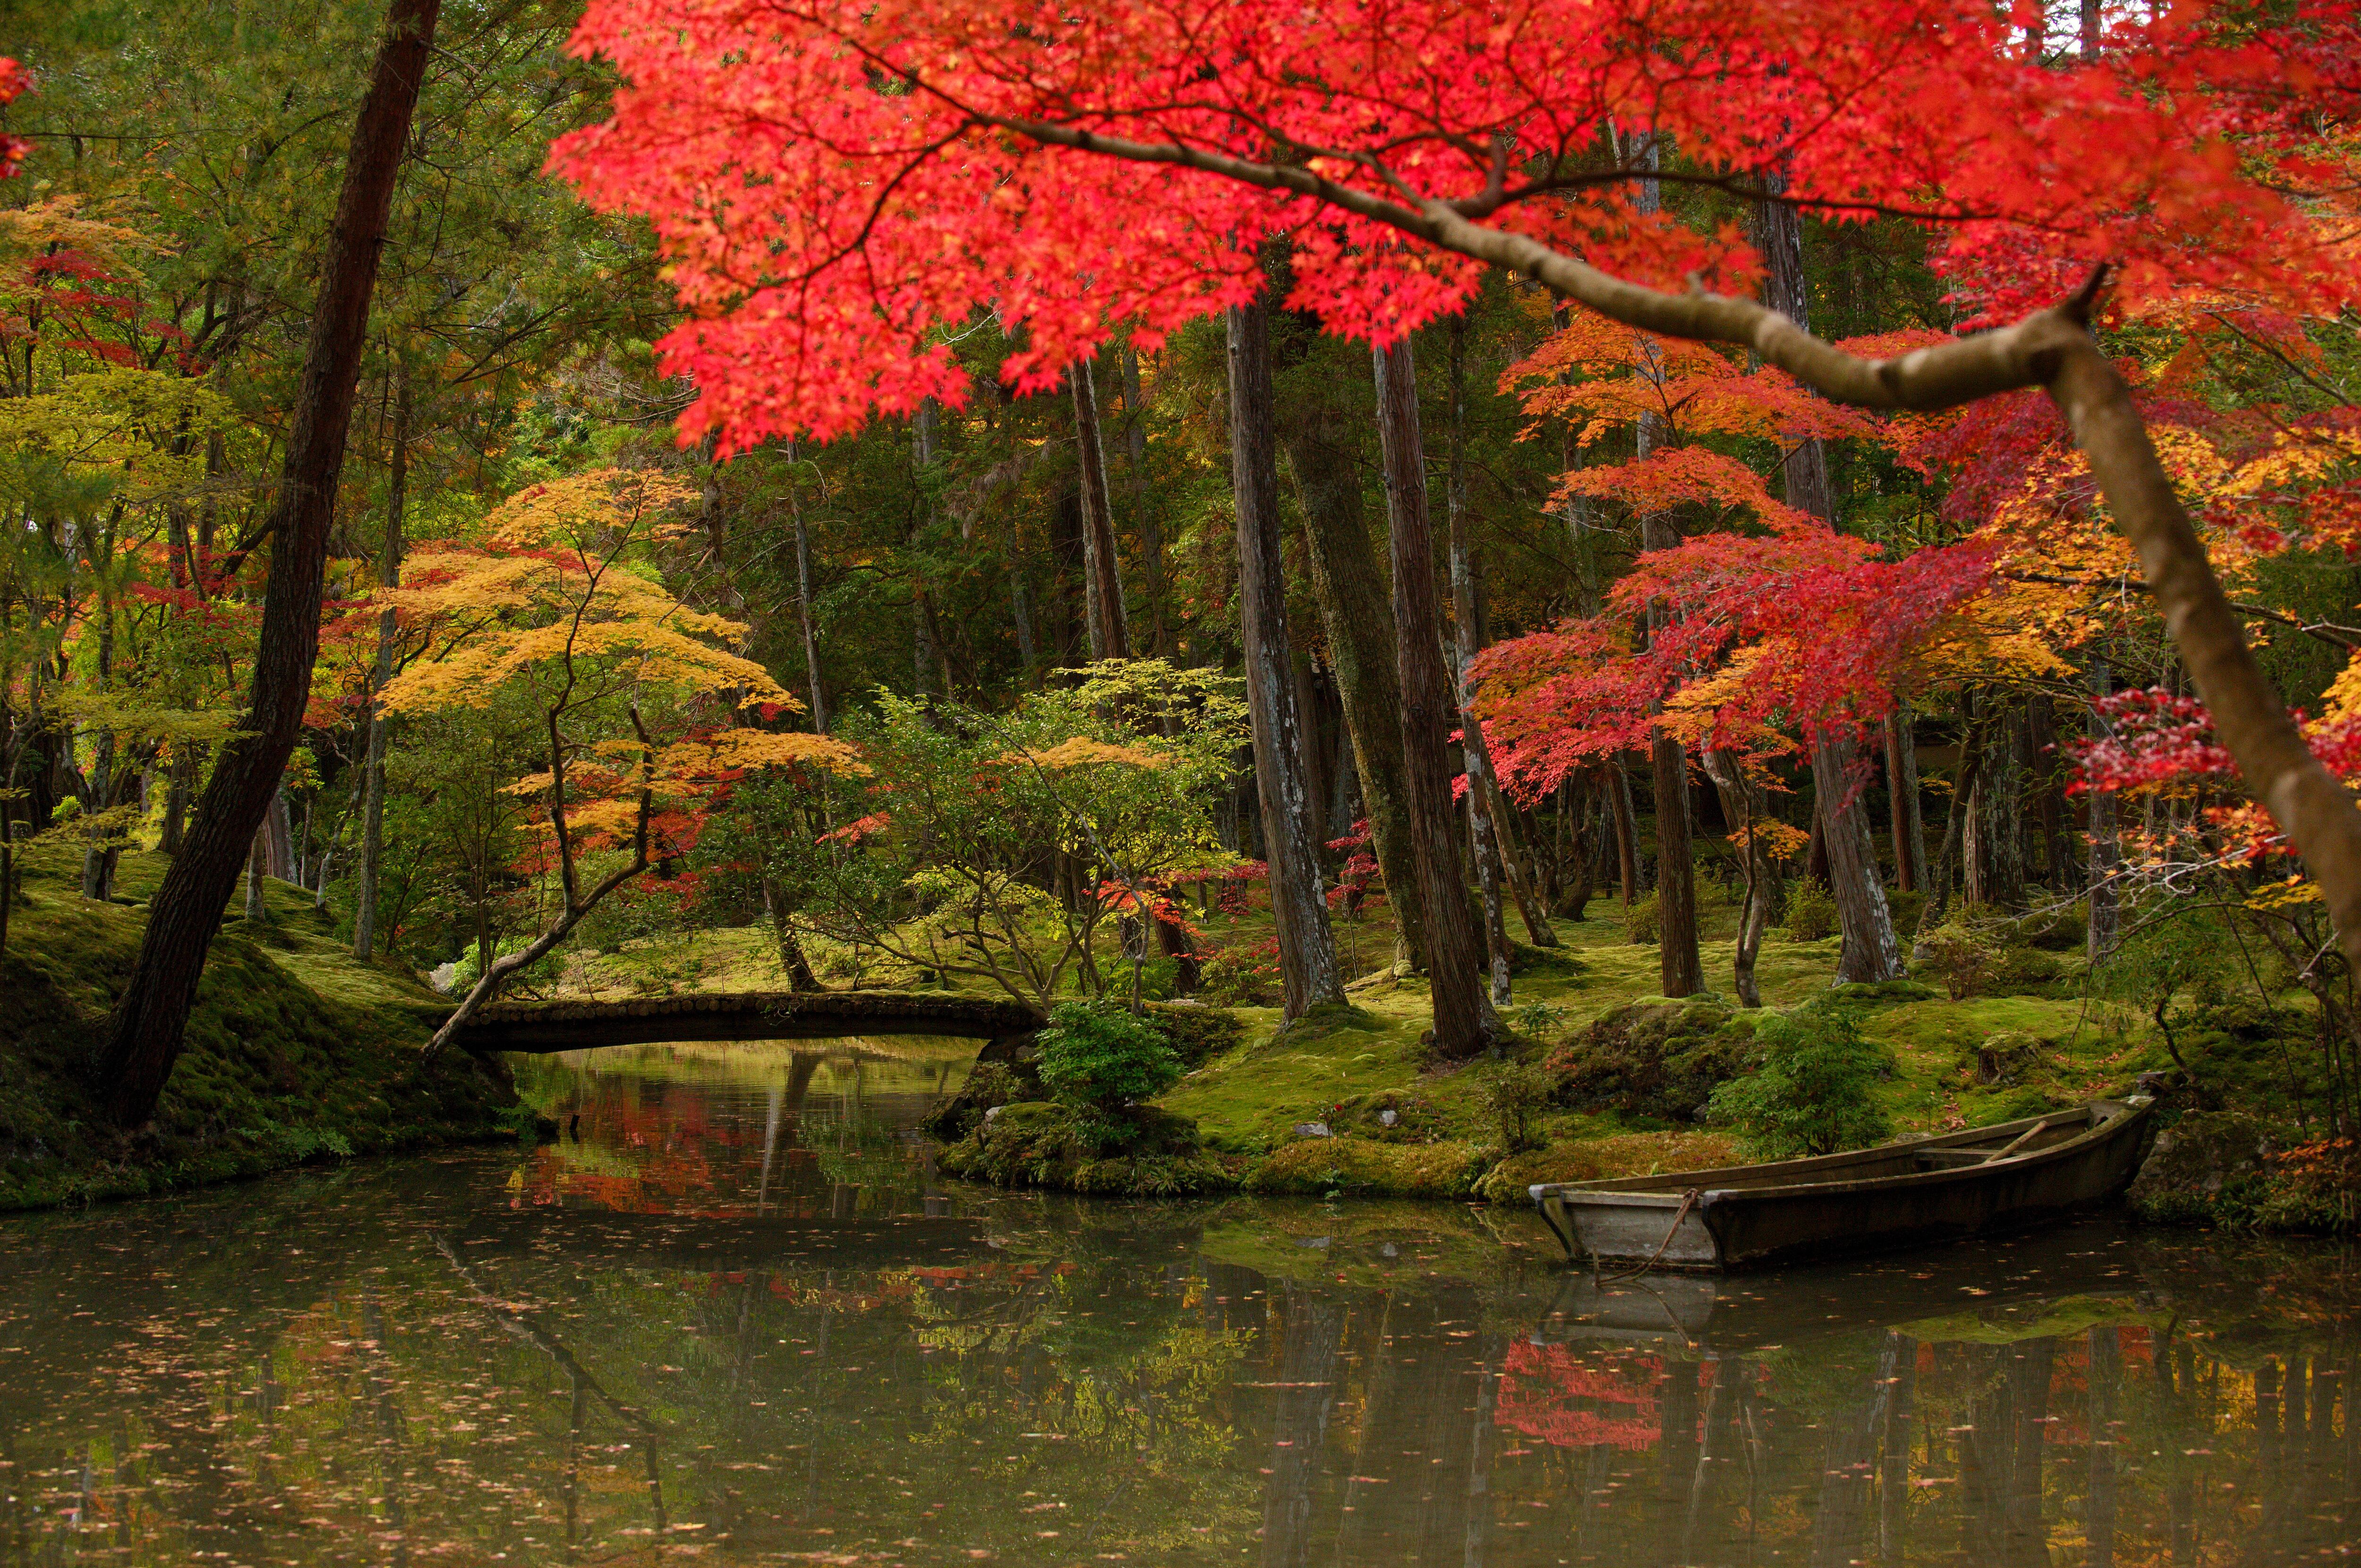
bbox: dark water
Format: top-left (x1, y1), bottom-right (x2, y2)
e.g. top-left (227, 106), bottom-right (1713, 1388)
top-left (1, 1043), bottom-right (2356, 1566)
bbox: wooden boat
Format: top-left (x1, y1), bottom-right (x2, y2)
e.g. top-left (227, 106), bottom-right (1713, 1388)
top-left (1530, 1096), bottom-right (2154, 1272)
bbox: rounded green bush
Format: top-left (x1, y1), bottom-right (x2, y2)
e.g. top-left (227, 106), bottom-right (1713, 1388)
top-left (1707, 1007), bottom-right (1893, 1158)
top-left (1036, 1000), bottom-right (1184, 1127)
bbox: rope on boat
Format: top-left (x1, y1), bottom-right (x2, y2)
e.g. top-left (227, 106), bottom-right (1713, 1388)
top-left (1597, 1187), bottom-right (1704, 1283)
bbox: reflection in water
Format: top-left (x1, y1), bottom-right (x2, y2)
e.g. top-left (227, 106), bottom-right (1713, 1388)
top-left (0, 1042), bottom-right (2353, 1565)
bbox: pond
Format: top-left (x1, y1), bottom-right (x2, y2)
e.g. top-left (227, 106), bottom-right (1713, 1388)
top-left (0, 1042), bottom-right (2354, 1566)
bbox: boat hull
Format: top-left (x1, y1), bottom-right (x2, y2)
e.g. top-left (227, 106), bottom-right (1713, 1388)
top-left (1531, 1097), bottom-right (2154, 1271)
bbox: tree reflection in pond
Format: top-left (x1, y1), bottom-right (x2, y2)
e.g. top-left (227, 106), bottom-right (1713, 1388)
top-left (0, 1046), bottom-right (2352, 1565)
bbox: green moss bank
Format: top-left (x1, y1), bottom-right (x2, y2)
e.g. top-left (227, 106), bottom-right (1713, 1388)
top-left (0, 852), bottom-right (524, 1211)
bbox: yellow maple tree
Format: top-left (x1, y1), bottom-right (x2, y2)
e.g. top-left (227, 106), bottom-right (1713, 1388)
top-left (384, 468), bottom-right (861, 1049)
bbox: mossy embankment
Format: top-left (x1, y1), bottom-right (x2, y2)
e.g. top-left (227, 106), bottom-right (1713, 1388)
top-left (0, 849), bottom-right (524, 1211)
top-left (512, 877), bottom-right (2349, 1229)
top-left (926, 897), bottom-right (2345, 1228)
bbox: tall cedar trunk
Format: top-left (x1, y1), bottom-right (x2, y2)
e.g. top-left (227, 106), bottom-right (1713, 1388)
top-left (160, 741), bottom-right (195, 855)
top-left (354, 372), bottom-right (409, 960)
top-left (1813, 739), bottom-right (1906, 981)
top-left (2027, 696), bottom-right (2068, 884)
top-left (78, 613), bottom-right (117, 901)
top-left (784, 439), bottom-right (829, 733)
top-left (1445, 315), bottom-right (1558, 953)
top-left (911, 400), bottom-right (943, 701)
top-left (1632, 150), bottom-right (1704, 997)
top-left (94, 0), bottom-right (439, 1127)
top-left (1913, 710), bottom-right (1986, 959)
top-left (1443, 322), bottom-right (1511, 1000)
top-left (1371, 338), bottom-right (1498, 1054)
top-left (267, 789), bottom-right (295, 881)
top-left (1070, 358), bottom-right (1129, 660)
top-left (1291, 660), bottom-right (1330, 847)
top-left (1120, 347), bottom-right (1168, 655)
top-left (2086, 657), bottom-right (2122, 959)
top-left (1273, 324), bottom-right (1430, 971)
top-left (1639, 517), bottom-right (1704, 996)
top-left (1884, 706), bottom-right (1926, 892)
top-left (1226, 300), bottom-right (1344, 1017)
top-left (1610, 759), bottom-right (1639, 903)
top-left (1758, 184), bottom-right (1904, 981)
top-left (246, 828), bottom-right (265, 921)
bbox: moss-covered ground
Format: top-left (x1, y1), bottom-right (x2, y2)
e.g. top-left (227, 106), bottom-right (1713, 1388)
top-left (1149, 893), bottom-right (2166, 1202)
top-left (575, 878), bottom-right (2200, 1204)
top-left (0, 846), bottom-right (522, 1210)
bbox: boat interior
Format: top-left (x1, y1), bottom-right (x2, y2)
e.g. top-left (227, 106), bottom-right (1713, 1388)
top-left (1551, 1103), bottom-right (2124, 1196)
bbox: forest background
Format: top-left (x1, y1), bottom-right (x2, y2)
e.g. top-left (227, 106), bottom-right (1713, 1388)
top-left (2, 0), bottom-right (2359, 1215)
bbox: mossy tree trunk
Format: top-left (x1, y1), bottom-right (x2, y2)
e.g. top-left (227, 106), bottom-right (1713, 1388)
top-left (1372, 337), bottom-right (1500, 1054)
top-left (1226, 294), bottom-right (1345, 1018)
top-left (1272, 312), bottom-right (1430, 973)
top-left (94, 0), bottom-right (442, 1127)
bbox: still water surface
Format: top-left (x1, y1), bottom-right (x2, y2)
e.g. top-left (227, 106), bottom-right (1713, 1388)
top-left (1, 1042), bottom-right (2355, 1565)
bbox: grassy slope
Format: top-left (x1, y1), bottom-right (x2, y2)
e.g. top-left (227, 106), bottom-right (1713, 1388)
top-left (0, 847), bottom-right (521, 1210)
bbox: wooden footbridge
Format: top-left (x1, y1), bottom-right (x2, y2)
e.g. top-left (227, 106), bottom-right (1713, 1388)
top-left (449, 989), bottom-right (1044, 1055)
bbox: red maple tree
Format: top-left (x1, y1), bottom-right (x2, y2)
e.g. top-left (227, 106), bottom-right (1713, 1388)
top-left (550, 0), bottom-right (2361, 967)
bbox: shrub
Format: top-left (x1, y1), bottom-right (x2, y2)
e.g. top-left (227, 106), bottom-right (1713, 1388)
top-left (1142, 1001), bottom-right (1245, 1068)
top-left (1707, 1008), bottom-right (1894, 1158)
top-left (1985, 945), bottom-right (2064, 990)
top-left (1919, 921), bottom-right (1992, 1000)
top-left (1197, 941), bottom-right (1282, 1006)
top-left (1475, 1061), bottom-right (1555, 1153)
top-left (2004, 905), bottom-right (2087, 952)
top-left (1035, 1000), bottom-right (1183, 1140)
top-left (1780, 881), bottom-right (1838, 942)
top-left (939, 1101), bottom-right (1231, 1194)
top-left (1512, 999), bottom-right (1569, 1042)
top-left (1623, 891), bottom-right (1660, 945)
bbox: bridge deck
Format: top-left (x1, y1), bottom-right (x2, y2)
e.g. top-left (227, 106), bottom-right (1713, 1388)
top-left (452, 988), bottom-right (1043, 1054)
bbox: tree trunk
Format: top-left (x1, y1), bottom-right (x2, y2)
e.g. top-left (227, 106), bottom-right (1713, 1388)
top-left (1814, 737), bottom-right (1907, 982)
top-left (246, 827), bottom-right (266, 923)
top-left (1634, 452), bottom-right (1702, 995)
top-left (1913, 711), bottom-right (1987, 959)
top-left (762, 876), bottom-right (822, 990)
top-left (1702, 747), bottom-right (1778, 1007)
top-left (1069, 358), bottom-right (1129, 661)
top-left (1758, 180), bottom-right (1903, 982)
top-left (2086, 657), bottom-right (2122, 960)
top-left (1291, 658), bottom-right (1330, 855)
top-left (78, 615), bottom-right (117, 902)
top-left (1371, 337), bottom-right (1498, 1055)
top-left (94, 0), bottom-right (440, 1128)
top-left (1227, 299), bottom-right (1345, 1018)
top-left (1120, 347), bottom-right (1169, 656)
top-left (911, 400), bottom-right (943, 702)
top-left (789, 439), bottom-right (829, 733)
top-left (1273, 319), bottom-right (1429, 971)
top-left (1610, 759), bottom-right (1639, 904)
top-left (354, 372), bottom-right (409, 961)
top-left (1884, 706), bottom-right (1925, 893)
top-left (1445, 313), bottom-right (1558, 951)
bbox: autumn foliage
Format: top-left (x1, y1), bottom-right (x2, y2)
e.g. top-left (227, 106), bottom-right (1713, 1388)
top-left (552, 0), bottom-right (2361, 451)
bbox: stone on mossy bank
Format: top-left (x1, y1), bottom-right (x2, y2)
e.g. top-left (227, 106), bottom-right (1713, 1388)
top-left (936, 1102), bottom-right (1235, 1196)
